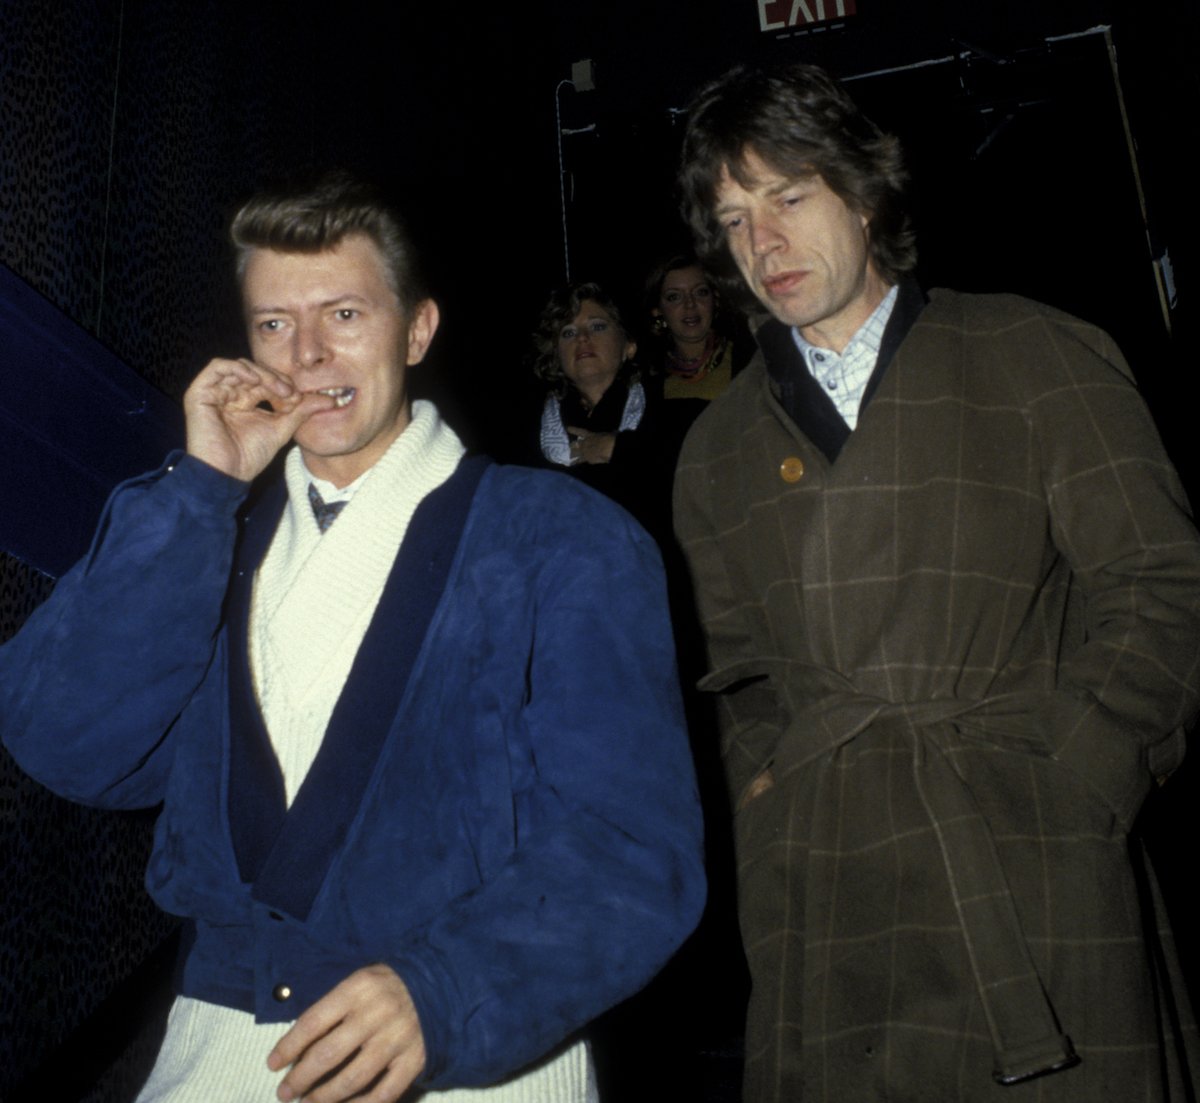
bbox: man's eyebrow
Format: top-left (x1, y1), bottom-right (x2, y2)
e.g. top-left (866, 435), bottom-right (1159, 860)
top-left (248, 293), bottom-right (370, 315)
top-left (752, 171), bottom-right (819, 200)
top-left (712, 197), bottom-right (746, 220)
top-left (767, 174), bottom-right (815, 194)
top-left (714, 172), bottom-right (816, 217)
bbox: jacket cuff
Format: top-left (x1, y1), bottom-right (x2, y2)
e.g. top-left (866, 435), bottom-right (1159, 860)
top-left (156, 450), bottom-right (251, 508)
top-left (387, 939), bottom-right (464, 1086)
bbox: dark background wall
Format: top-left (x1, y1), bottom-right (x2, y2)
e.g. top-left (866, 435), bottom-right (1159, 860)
top-left (1, 0), bottom-right (1196, 1098)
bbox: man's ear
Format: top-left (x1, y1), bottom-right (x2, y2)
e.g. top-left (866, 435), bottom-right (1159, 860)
top-left (406, 299), bottom-right (441, 365)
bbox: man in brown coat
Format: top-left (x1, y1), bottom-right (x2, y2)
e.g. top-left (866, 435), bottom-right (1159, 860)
top-left (674, 62), bottom-right (1200, 1101)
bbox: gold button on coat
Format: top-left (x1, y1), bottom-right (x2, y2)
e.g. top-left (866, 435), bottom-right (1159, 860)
top-left (780, 456), bottom-right (805, 483)
top-left (272, 984), bottom-right (292, 1002)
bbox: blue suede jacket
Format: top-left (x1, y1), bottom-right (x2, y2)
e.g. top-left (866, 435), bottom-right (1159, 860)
top-left (1, 452), bottom-right (705, 1089)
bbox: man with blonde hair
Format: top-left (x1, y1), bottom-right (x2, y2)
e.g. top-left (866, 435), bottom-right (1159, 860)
top-left (2, 173), bottom-right (704, 1102)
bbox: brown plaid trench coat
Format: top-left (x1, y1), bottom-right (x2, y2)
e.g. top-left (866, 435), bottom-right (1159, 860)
top-left (674, 289), bottom-right (1200, 1101)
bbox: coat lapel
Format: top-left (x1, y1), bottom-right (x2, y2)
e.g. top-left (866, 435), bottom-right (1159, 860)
top-left (759, 319), bottom-right (849, 461)
top-left (760, 278), bottom-right (928, 463)
top-left (226, 473), bottom-right (289, 884)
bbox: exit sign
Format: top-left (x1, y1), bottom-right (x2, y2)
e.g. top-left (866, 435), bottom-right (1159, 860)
top-left (758, 0), bottom-right (856, 31)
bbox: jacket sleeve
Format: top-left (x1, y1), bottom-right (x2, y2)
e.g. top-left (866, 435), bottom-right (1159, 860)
top-left (384, 490), bottom-right (706, 1087)
top-left (671, 412), bottom-right (788, 810)
top-left (0, 453), bottom-right (247, 808)
top-left (1023, 315), bottom-right (1200, 827)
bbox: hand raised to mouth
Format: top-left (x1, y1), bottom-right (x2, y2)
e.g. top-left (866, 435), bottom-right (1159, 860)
top-left (184, 357), bottom-right (337, 482)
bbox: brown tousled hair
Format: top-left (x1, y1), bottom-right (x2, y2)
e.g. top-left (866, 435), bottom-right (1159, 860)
top-left (679, 63), bottom-right (915, 304)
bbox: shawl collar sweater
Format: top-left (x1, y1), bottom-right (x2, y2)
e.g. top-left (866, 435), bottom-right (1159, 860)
top-left (251, 400), bottom-right (464, 803)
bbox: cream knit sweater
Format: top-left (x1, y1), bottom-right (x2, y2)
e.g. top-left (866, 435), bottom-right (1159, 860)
top-left (136, 403), bottom-right (596, 1102)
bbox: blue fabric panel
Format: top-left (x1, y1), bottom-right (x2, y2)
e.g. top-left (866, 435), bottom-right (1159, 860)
top-left (0, 261), bottom-right (183, 577)
top-left (225, 472), bottom-right (290, 883)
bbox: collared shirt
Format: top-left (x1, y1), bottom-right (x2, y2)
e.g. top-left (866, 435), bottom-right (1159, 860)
top-left (302, 457), bottom-right (367, 506)
top-left (792, 284), bottom-right (898, 430)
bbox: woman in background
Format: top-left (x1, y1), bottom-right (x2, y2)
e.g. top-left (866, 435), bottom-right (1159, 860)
top-left (644, 252), bottom-right (753, 406)
top-left (530, 281), bottom-right (680, 545)
top-left (533, 283), bottom-right (641, 469)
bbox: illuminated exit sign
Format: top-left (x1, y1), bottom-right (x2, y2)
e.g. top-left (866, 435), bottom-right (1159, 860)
top-left (758, 0), bottom-right (856, 31)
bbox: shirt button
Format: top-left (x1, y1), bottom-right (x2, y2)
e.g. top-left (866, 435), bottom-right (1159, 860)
top-left (827, 380), bottom-right (837, 390)
top-left (814, 353), bottom-right (826, 363)
top-left (780, 456), bottom-right (805, 483)
top-left (272, 984), bottom-right (292, 1002)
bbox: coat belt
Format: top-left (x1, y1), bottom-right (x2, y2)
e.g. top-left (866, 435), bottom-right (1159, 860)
top-left (701, 659), bottom-right (1080, 1085)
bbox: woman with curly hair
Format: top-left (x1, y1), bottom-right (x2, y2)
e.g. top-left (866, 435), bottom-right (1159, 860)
top-left (532, 282), bottom-right (642, 469)
top-left (529, 281), bottom-right (685, 544)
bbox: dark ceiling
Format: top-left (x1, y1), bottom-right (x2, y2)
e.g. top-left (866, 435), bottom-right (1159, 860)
top-left (328, 0), bottom-right (1195, 463)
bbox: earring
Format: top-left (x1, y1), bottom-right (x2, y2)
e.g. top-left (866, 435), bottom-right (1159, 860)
top-left (652, 315), bottom-right (669, 336)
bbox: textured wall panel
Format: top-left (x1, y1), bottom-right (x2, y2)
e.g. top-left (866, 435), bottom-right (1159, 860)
top-left (0, 1), bottom-right (123, 329)
top-left (0, 4), bottom-right (313, 1093)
